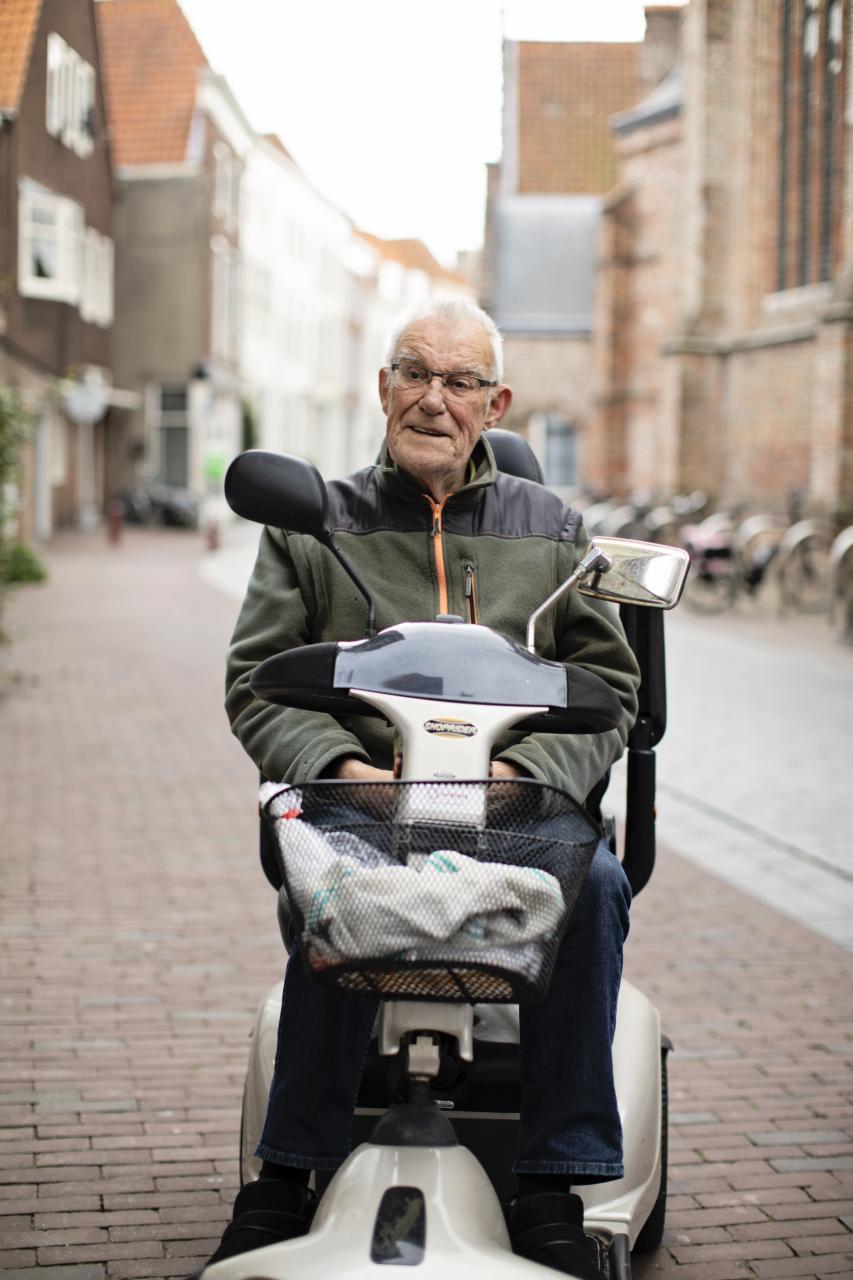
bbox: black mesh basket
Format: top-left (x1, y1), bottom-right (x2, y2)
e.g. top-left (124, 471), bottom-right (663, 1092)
top-left (261, 779), bottom-right (601, 1004)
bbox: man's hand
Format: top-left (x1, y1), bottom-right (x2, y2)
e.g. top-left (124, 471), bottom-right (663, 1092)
top-left (490, 760), bottom-right (525, 780)
top-left (332, 757), bottom-right (395, 782)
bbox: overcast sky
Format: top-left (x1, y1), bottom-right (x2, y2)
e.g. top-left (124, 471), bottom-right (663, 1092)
top-left (178, 1), bottom-right (681, 265)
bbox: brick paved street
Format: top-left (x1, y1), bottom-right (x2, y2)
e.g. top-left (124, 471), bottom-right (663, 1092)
top-left (1, 530), bottom-right (851, 1279)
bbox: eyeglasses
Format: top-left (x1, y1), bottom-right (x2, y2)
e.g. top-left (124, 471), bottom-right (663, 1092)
top-left (389, 360), bottom-right (497, 398)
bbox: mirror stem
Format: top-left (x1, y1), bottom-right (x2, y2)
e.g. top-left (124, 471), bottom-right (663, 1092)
top-left (321, 532), bottom-right (378, 637)
top-left (525, 548), bottom-right (612, 653)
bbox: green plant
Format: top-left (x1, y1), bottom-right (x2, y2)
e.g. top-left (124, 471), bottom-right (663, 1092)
top-left (0, 386), bottom-right (34, 524)
top-left (0, 387), bottom-right (39, 614)
top-left (1, 542), bottom-right (47, 583)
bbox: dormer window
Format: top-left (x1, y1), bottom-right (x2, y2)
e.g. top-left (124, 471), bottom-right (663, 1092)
top-left (46, 32), bottom-right (95, 159)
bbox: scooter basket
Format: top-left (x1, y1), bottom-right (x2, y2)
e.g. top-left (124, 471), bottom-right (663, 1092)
top-left (261, 780), bottom-right (601, 1004)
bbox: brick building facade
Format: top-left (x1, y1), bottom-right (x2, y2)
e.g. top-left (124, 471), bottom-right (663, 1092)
top-left (483, 12), bottom-right (680, 493)
top-left (0, 0), bottom-right (120, 539)
top-left (590, 0), bottom-right (853, 519)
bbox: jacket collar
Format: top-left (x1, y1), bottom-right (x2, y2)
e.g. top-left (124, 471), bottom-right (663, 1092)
top-left (377, 435), bottom-right (498, 502)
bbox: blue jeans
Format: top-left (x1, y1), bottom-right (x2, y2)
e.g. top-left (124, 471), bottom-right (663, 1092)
top-left (256, 839), bottom-right (631, 1181)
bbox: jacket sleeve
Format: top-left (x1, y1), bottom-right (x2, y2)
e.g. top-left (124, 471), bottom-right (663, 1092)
top-left (225, 527), bottom-right (371, 783)
top-left (494, 526), bottom-right (641, 805)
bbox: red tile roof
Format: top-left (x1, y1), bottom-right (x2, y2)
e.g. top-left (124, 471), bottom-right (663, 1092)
top-left (95, 0), bottom-right (207, 166)
top-left (0, 0), bottom-right (42, 112)
top-left (356, 232), bottom-right (468, 287)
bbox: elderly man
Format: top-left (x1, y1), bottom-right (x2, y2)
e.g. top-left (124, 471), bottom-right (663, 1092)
top-left (204, 301), bottom-right (639, 1280)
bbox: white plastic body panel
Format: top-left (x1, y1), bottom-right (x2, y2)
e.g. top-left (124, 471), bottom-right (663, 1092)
top-left (351, 690), bottom-right (547, 783)
top-left (211, 1140), bottom-right (606, 1280)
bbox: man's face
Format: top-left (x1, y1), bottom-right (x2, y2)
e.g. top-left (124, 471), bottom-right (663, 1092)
top-left (379, 315), bottom-right (512, 500)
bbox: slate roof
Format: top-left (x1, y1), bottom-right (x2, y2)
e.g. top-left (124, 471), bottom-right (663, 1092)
top-left (613, 64), bottom-right (683, 135)
top-left (490, 195), bottom-right (601, 335)
top-left (95, 0), bottom-right (208, 166)
top-left (0, 0), bottom-right (42, 113)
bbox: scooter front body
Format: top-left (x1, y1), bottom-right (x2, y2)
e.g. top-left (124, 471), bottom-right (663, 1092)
top-left (207, 1140), bottom-right (612, 1280)
top-left (241, 977), bottom-right (660, 1255)
top-left (229, 629), bottom-right (664, 1278)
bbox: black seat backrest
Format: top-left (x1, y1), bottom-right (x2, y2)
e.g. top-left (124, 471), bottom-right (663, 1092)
top-left (486, 429), bottom-right (545, 484)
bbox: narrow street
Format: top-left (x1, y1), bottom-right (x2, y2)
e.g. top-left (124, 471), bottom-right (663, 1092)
top-left (0, 529), bottom-right (851, 1279)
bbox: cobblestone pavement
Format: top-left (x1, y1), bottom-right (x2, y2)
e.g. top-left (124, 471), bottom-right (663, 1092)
top-left (609, 601), bottom-right (853, 952)
top-left (1, 529), bottom-right (851, 1279)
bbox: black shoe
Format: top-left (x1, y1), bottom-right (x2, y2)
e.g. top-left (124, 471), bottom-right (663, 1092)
top-left (509, 1191), bottom-right (607, 1280)
top-left (191, 1178), bottom-right (318, 1276)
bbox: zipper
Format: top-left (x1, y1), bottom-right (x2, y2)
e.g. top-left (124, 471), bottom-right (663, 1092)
top-left (425, 496), bottom-right (449, 615)
top-left (463, 561), bottom-right (478, 624)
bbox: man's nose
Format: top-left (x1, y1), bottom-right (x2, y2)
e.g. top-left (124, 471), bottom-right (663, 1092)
top-left (420, 376), bottom-right (447, 411)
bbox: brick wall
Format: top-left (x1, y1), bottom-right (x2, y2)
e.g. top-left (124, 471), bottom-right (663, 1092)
top-left (500, 335), bottom-right (594, 435)
top-left (513, 43), bottom-right (640, 195)
top-left (641, 6), bottom-right (683, 94)
top-left (587, 111), bottom-right (685, 497)
top-left (588, 0), bottom-right (853, 516)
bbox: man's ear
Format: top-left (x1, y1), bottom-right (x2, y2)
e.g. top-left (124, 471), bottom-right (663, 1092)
top-left (484, 385), bottom-right (512, 429)
top-left (378, 367), bottom-right (390, 413)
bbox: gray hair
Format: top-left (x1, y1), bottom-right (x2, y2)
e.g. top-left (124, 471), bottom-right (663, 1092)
top-left (384, 299), bottom-right (504, 383)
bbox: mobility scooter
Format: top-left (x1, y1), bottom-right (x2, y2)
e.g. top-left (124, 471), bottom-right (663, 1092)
top-left (208, 440), bottom-right (688, 1280)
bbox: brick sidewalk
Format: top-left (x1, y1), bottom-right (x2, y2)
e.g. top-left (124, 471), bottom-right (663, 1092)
top-left (0, 530), bottom-right (851, 1279)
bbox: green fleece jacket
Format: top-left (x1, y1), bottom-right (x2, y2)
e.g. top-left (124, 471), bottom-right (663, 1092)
top-left (225, 440), bottom-right (640, 804)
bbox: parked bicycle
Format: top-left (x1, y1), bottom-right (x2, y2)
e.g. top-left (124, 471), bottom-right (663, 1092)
top-left (581, 491), bottom-right (708, 544)
top-left (681, 513), bottom-right (834, 615)
top-left (829, 525), bottom-right (853, 643)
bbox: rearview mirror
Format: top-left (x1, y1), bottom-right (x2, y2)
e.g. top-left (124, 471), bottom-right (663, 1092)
top-left (577, 537), bottom-right (689, 609)
top-left (223, 450), bottom-right (379, 636)
top-left (224, 450), bottom-right (330, 537)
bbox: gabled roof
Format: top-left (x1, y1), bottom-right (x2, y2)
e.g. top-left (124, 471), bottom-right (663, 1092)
top-left (95, 0), bottom-right (208, 166)
top-left (0, 0), bottom-right (42, 113)
top-left (262, 133), bottom-right (294, 163)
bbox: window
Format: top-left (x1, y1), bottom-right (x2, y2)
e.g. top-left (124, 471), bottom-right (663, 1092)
top-left (242, 262), bottom-right (272, 335)
top-left (213, 142), bottom-right (239, 230)
top-left (18, 183), bottom-right (84, 303)
top-left (544, 416), bottom-right (576, 488)
top-left (211, 235), bottom-right (238, 360)
top-left (18, 182), bottom-right (113, 324)
top-left (46, 32), bottom-right (95, 159)
top-left (80, 227), bottom-right (113, 327)
top-left (156, 385), bottom-right (189, 488)
top-left (777, 0), bottom-right (846, 288)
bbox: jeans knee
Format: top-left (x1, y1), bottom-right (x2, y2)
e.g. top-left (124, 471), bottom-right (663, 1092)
top-left (575, 843), bottom-right (632, 929)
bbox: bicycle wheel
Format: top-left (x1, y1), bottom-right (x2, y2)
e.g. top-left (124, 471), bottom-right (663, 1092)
top-left (684, 553), bottom-right (738, 613)
top-left (779, 532), bottom-right (832, 614)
